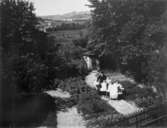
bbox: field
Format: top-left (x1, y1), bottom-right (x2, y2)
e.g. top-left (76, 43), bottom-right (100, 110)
top-left (49, 29), bottom-right (88, 44)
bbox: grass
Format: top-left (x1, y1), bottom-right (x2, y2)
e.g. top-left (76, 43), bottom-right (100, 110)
top-left (49, 29), bottom-right (88, 44)
top-left (118, 80), bottom-right (161, 108)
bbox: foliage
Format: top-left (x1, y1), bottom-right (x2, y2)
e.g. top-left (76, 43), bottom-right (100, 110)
top-left (57, 77), bottom-right (89, 103)
top-left (119, 80), bottom-right (160, 108)
top-left (88, 0), bottom-right (167, 83)
top-left (54, 36), bottom-right (89, 77)
top-left (146, 45), bottom-right (167, 98)
top-left (1, 0), bottom-right (60, 92)
top-left (48, 27), bottom-right (89, 78)
top-left (47, 22), bottom-right (87, 32)
top-left (73, 36), bottom-right (89, 48)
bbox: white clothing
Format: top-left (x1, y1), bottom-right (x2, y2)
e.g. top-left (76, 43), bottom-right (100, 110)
top-left (107, 83), bottom-right (119, 99)
top-left (93, 80), bottom-right (100, 89)
top-left (83, 56), bottom-right (93, 70)
top-left (106, 77), bottom-right (112, 84)
top-left (107, 82), bottom-right (124, 99)
top-left (100, 81), bottom-right (108, 92)
top-left (85, 70), bottom-right (100, 89)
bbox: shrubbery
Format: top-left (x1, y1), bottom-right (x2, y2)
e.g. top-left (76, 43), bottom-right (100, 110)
top-left (1, 0), bottom-right (71, 92)
top-left (78, 92), bottom-right (113, 114)
top-left (47, 22), bottom-right (87, 32)
top-left (119, 80), bottom-right (160, 108)
top-left (88, 0), bottom-right (167, 92)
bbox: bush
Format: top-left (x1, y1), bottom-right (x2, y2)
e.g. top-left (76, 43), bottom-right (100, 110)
top-left (1, 0), bottom-right (62, 92)
top-left (78, 93), bottom-right (108, 114)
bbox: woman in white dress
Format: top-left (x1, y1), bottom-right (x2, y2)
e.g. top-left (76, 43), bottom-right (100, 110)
top-left (107, 81), bottom-right (125, 100)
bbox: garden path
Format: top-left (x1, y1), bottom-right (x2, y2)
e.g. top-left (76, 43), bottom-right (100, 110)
top-left (101, 97), bottom-right (143, 115)
top-left (45, 89), bottom-right (71, 98)
top-left (45, 89), bottom-right (86, 128)
top-left (57, 107), bottom-right (86, 128)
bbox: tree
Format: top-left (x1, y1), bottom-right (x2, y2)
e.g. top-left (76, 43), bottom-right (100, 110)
top-left (88, 0), bottom-right (167, 82)
top-left (1, 0), bottom-right (59, 92)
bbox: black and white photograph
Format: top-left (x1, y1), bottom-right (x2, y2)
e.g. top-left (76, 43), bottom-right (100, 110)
top-left (1, 0), bottom-right (167, 127)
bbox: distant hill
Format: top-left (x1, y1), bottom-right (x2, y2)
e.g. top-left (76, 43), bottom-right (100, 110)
top-left (40, 11), bottom-right (91, 21)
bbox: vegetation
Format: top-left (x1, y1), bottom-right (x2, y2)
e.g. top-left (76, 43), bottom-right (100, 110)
top-left (47, 22), bottom-right (88, 32)
top-left (1, 0), bottom-right (87, 92)
top-left (2, 0), bottom-right (166, 94)
top-left (2, 0), bottom-right (52, 92)
top-left (119, 80), bottom-right (160, 108)
top-left (1, 0), bottom-right (167, 127)
top-left (55, 77), bottom-right (122, 127)
top-left (88, 0), bottom-right (167, 88)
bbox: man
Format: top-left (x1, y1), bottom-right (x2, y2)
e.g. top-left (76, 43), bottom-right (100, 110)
top-left (97, 72), bottom-right (107, 83)
top-left (96, 72), bottom-right (107, 95)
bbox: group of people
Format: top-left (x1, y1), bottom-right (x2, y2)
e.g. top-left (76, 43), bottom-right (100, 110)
top-left (94, 72), bottom-right (125, 100)
top-left (83, 55), bottom-right (125, 100)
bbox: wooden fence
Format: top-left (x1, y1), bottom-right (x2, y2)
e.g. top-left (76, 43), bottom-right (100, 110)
top-left (113, 102), bottom-right (167, 127)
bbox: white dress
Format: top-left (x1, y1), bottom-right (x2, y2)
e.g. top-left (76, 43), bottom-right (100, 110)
top-left (108, 83), bottom-right (118, 99)
top-left (83, 56), bottom-right (93, 70)
top-left (107, 82), bottom-right (124, 99)
top-left (100, 81), bottom-right (108, 92)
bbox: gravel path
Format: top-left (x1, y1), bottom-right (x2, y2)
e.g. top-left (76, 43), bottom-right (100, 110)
top-left (101, 97), bottom-right (143, 115)
top-left (44, 89), bottom-right (71, 98)
top-left (44, 89), bottom-right (86, 128)
top-left (57, 107), bottom-right (86, 128)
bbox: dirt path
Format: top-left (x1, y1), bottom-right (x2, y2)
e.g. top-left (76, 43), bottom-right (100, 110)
top-left (57, 107), bottom-right (86, 128)
top-left (101, 97), bottom-right (143, 115)
top-left (44, 89), bottom-right (86, 128)
top-left (45, 89), bottom-right (71, 98)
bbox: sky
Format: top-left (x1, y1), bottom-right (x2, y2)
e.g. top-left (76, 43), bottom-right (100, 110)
top-left (29, 0), bottom-right (91, 16)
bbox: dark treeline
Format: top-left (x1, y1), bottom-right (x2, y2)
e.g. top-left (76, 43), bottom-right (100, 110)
top-left (1, 0), bottom-right (58, 126)
top-left (1, 0), bottom-right (56, 92)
